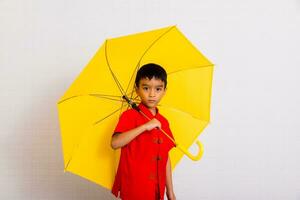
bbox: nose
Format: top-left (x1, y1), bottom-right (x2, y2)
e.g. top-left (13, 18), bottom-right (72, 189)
top-left (149, 89), bottom-right (155, 97)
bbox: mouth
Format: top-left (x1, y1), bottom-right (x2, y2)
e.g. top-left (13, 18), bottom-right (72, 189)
top-left (147, 100), bottom-right (156, 103)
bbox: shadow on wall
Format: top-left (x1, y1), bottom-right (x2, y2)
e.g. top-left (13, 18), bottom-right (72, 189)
top-left (10, 76), bottom-right (117, 200)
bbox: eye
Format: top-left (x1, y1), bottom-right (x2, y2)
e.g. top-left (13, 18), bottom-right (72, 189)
top-left (143, 87), bottom-right (148, 91)
top-left (156, 88), bottom-right (162, 91)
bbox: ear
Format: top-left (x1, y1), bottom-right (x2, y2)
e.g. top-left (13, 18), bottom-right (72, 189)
top-left (163, 86), bottom-right (167, 94)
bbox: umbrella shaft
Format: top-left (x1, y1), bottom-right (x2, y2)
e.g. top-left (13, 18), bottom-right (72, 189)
top-left (138, 110), bottom-right (176, 146)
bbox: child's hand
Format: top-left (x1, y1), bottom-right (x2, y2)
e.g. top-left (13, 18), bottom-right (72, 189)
top-left (144, 118), bottom-right (161, 131)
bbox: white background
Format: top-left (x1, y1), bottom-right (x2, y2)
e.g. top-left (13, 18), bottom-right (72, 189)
top-left (1, 0), bottom-right (300, 199)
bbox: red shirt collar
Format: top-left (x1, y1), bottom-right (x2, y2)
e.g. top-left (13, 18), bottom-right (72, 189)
top-left (138, 103), bottom-right (159, 118)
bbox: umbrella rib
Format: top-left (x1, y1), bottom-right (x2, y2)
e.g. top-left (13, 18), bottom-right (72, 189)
top-left (124, 63), bottom-right (140, 97)
top-left (157, 104), bottom-right (206, 122)
top-left (104, 40), bottom-right (126, 96)
top-left (58, 94), bottom-right (124, 104)
top-left (89, 94), bottom-right (124, 102)
top-left (167, 64), bottom-right (214, 75)
top-left (128, 87), bottom-right (137, 107)
top-left (118, 95), bottom-right (127, 118)
top-left (57, 95), bottom-right (80, 104)
top-left (93, 107), bottom-right (124, 125)
top-left (88, 94), bottom-right (122, 98)
top-left (126, 26), bottom-right (176, 101)
top-left (64, 107), bottom-right (123, 171)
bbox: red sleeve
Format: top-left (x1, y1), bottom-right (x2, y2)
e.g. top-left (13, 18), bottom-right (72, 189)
top-left (113, 110), bottom-right (136, 135)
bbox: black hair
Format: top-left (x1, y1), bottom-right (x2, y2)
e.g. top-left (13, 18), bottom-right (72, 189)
top-left (135, 63), bottom-right (167, 88)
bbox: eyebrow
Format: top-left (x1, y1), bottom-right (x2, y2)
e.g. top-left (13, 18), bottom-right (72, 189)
top-left (141, 84), bottom-right (164, 87)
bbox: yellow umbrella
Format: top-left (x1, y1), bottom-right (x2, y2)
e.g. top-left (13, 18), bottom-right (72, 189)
top-left (57, 25), bottom-right (214, 190)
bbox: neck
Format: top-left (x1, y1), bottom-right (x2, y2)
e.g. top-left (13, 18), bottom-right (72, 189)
top-left (142, 103), bottom-right (156, 116)
top-left (149, 108), bottom-right (156, 116)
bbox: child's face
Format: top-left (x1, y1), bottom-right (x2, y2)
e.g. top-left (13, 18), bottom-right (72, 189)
top-left (135, 77), bottom-right (166, 109)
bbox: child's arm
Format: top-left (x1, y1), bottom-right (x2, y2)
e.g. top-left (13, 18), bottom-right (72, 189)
top-left (166, 155), bottom-right (176, 200)
top-left (111, 118), bottom-right (161, 149)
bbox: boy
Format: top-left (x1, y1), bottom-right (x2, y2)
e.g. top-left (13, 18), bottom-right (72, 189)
top-left (111, 63), bottom-right (176, 200)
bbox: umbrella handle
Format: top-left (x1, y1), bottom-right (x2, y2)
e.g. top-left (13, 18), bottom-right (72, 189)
top-left (175, 140), bottom-right (204, 161)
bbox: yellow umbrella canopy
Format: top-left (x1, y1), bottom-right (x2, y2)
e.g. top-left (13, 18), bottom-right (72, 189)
top-left (57, 25), bottom-right (214, 190)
